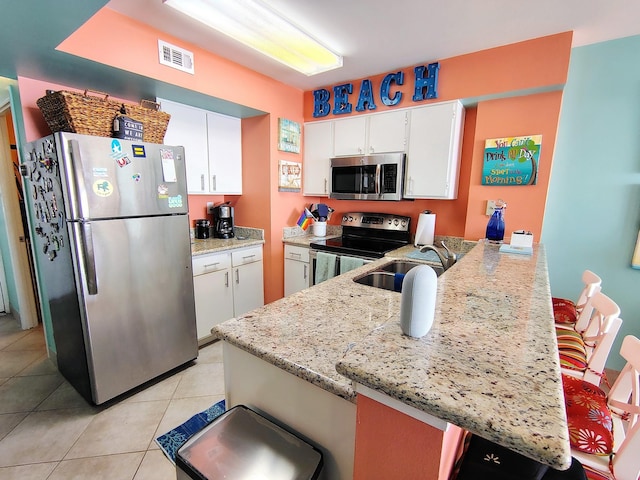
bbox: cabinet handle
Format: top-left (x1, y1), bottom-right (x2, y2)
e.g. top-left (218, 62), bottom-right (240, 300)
top-left (304, 264), bottom-right (308, 280)
top-left (369, 146), bottom-right (374, 153)
top-left (225, 271), bottom-right (229, 287)
top-left (235, 269), bottom-right (240, 284)
top-left (324, 178), bottom-right (327, 194)
top-left (212, 175), bottom-right (217, 191)
top-left (290, 252), bottom-right (301, 259)
top-left (200, 174), bottom-right (205, 191)
top-left (203, 262), bottom-right (220, 268)
top-left (242, 254), bottom-right (256, 260)
top-left (358, 147), bottom-right (362, 154)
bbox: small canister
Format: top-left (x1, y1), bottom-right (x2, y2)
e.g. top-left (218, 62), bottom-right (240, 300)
top-left (195, 219), bottom-right (210, 239)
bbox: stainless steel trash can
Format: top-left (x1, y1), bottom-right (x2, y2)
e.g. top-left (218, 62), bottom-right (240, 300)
top-left (176, 405), bottom-right (323, 480)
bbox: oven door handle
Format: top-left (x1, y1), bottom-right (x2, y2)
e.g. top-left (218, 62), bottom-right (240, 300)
top-left (375, 164), bottom-right (381, 196)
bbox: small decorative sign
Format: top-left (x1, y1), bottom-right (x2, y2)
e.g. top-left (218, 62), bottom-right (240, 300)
top-left (278, 160), bottom-right (302, 192)
top-left (482, 135), bottom-right (542, 186)
top-left (278, 118), bottom-right (301, 154)
top-left (113, 114), bottom-right (143, 141)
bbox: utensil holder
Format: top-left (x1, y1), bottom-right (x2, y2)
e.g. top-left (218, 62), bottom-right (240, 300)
top-left (313, 221), bottom-right (327, 237)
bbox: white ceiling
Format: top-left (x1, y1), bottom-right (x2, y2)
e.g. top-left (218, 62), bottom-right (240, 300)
top-left (108, 0), bottom-right (640, 91)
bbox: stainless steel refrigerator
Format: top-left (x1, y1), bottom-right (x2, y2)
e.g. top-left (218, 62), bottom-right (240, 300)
top-left (23, 132), bottom-right (197, 404)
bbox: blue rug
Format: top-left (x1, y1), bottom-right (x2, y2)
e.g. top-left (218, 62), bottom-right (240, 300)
top-left (155, 399), bottom-right (226, 464)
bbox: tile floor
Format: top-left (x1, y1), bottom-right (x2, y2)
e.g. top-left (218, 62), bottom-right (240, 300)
top-left (0, 313), bottom-right (225, 479)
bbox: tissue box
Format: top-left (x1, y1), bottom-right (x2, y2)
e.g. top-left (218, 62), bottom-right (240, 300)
top-left (510, 230), bottom-right (533, 248)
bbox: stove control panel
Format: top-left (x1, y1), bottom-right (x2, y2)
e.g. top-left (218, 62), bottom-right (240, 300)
top-left (340, 212), bottom-right (410, 232)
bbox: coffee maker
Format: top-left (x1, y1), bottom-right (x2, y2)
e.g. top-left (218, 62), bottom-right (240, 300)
top-left (213, 202), bottom-right (234, 239)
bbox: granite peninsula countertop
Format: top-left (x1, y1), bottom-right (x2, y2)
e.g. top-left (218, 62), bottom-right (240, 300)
top-left (212, 241), bottom-right (571, 469)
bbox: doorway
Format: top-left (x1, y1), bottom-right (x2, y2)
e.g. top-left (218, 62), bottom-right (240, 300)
top-left (0, 99), bottom-right (40, 330)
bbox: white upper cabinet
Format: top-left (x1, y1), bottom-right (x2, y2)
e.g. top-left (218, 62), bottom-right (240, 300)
top-left (303, 121), bottom-right (333, 196)
top-left (404, 100), bottom-right (465, 200)
top-left (158, 98), bottom-right (242, 195)
top-left (367, 110), bottom-right (408, 154)
top-left (333, 115), bottom-right (367, 156)
top-left (159, 98), bottom-right (209, 193)
top-left (207, 112), bottom-right (242, 194)
top-left (333, 110), bottom-right (408, 157)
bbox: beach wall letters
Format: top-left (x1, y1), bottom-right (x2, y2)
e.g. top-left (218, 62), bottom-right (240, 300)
top-left (312, 62), bottom-right (440, 118)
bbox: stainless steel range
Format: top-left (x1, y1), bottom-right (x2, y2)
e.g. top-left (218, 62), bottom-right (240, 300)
top-left (309, 212), bottom-right (411, 284)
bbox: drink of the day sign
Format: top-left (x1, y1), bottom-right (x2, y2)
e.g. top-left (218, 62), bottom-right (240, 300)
top-left (482, 135), bottom-right (542, 186)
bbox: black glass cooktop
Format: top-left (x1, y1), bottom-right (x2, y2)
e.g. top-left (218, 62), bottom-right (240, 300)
top-left (310, 236), bottom-right (407, 259)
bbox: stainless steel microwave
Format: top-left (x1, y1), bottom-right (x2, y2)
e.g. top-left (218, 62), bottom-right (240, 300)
top-left (329, 152), bottom-right (405, 201)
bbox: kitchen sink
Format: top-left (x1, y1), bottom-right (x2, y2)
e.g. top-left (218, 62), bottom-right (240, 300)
top-left (353, 260), bottom-right (443, 292)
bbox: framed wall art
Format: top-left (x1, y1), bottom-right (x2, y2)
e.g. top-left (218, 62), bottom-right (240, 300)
top-left (482, 135), bottom-right (542, 186)
top-left (278, 118), bottom-right (301, 154)
top-left (278, 160), bottom-right (302, 192)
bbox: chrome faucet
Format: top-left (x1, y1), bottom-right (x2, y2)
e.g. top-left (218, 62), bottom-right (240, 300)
top-left (419, 241), bottom-right (457, 271)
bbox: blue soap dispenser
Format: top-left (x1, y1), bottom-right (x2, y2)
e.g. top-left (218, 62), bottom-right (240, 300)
top-left (486, 200), bottom-right (506, 242)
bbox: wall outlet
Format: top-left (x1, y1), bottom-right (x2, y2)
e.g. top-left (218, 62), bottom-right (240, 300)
top-left (207, 202), bottom-right (214, 214)
top-left (486, 200), bottom-right (497, 216)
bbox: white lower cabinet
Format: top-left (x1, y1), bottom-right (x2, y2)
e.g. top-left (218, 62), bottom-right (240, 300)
top-left (192, 252), bottom-right (234, 342)
top-left (284, 245), bottom-right (311, 296)
top-left (192, 245), bottom-right (264, 343)
top-left (231, 246), bottom-right (264, 317)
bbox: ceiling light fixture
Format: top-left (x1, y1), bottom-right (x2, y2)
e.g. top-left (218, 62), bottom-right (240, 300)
top-left (163, 0), bottom-right (343, 76)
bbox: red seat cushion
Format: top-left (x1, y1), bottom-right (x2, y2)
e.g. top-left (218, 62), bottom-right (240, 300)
top-left (562, 374), bottom-right (614, 456)
top-left (553, 297), bottom-right (578, 324)
top-left (556, 325), bottom-right (588, 372)
top-left (582, 464), bottom-right (611, 480)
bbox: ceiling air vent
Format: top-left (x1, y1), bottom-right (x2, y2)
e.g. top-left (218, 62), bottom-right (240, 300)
top-left (158, 40), bottom-right (195, 74)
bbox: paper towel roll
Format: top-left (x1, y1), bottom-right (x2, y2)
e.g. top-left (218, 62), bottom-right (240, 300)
top-left (415, 212), bottom-right (436, 246)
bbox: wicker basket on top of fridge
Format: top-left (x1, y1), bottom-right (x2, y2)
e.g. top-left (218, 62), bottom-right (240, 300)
top-left (36, 89), bottom-right (171, 144)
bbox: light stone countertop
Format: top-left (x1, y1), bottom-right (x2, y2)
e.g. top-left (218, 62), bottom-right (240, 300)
top-left (281, 235), bottom-right (340, 247)
top-left (191, 226), bottom-right (264, 256)
top-left (282, 225), bottom-right (342, 247)
top-left (212, 241), bottom-right (571, 469)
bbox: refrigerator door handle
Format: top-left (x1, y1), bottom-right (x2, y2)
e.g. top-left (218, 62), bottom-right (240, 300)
top-left (67, 139), bottom-right (91, 220)
top-left (79, 222), bottom-right (98, 295)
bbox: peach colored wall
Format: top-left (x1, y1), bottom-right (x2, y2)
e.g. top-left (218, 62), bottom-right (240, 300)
top-left (464, 92), bottom-right (563, 241)
top-left (301, 32), bottom-right (572, 242)
top-left (30, 6), bottom-right (306, 303)
top-left (353, 395), bottom-right (465, 479)
top-left (17, 78), bottom-right (135, 141)
top-left (303, 31), bottom-right (572, 120)
top-left (58, 8), bottom-right (301, 115)
top-left (239, 115), bottom-right (275, 290)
